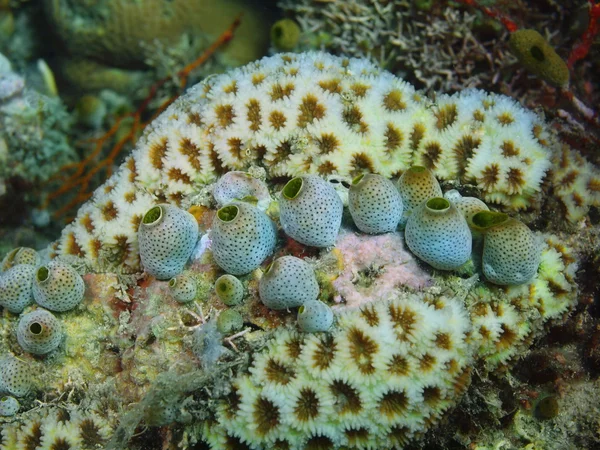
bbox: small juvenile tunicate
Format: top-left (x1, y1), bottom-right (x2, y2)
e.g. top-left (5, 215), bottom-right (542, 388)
top-left (216, 309), bottom-right (244, 335)
top-left (297, 300), bottom-right (333, 332)
top-left (168, 273), bottom-right (197, 303)
top-left (214, 274), bottom-right (244, 306)
top-left (0, 396), bottom-right (19, 416)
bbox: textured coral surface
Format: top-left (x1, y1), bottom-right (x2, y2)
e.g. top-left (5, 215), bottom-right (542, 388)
top-left (51, 52), bottom-right (600, 273)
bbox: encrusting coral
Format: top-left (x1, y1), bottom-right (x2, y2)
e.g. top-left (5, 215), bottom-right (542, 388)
top-left (203, 292), bottom-right (473, 449)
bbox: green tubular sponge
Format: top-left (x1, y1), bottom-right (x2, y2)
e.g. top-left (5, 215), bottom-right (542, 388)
top-left (509, 29), bottom-right (569, 87)
top-left (271, 19), bottom-right (301, 51)
top-left (17, 309), bottom-right (63, 355)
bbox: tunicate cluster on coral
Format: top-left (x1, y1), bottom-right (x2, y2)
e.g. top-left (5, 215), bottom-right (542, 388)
top-left (51, 52), bottom-right (599, 274)
top-left (0, 51), bottom-right (592, 450)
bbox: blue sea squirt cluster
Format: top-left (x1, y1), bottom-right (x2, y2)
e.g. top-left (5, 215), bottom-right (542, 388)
top-left (0, 52), bottom-right (589, 448)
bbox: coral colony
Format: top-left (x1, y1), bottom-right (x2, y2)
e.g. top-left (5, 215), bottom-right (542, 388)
top-left (0, 52), bottom-right (594, 448)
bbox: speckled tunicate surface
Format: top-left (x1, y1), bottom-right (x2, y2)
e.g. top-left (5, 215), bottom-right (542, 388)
top-left (138, 204), bottom-right (199, 280)
top-left (32, 261), bottom-right (85, 312)
top-left (16, 309), bottom-right (63, 355)
top-left (0, 264), bottom-right (35, 313)
top-left (348, 173), bottom-right (403, 234)
top-left (0, 355), bottom-right (33, 397)
top-left (405, 198), bottom-right (472, 270)
top-left (279, 175), bottom-right (344, 247)
top-left (210, 202), bottom-right (276, 275)
top-left (480, 216), bottom-right (540, 285)
top-left (214, 274), bottom-right (245, 306)
top-left (259, 255), bottom-right (320, 310)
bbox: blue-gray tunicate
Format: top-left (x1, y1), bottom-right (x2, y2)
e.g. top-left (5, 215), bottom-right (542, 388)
top-left (297, 300), bottom-right (333, 332)
top-left (138, 204), bottom-right (199, 280)
top-left (348, 173), bottom-right (403, 234)
top-left (259, 256), bottom-right (319, 310)
top-left (211, 202), bottom-right (276, 275)
top-left (405, 197), bottom-right (472, 270)
top-left (279, 175), bottom-right (343, 247)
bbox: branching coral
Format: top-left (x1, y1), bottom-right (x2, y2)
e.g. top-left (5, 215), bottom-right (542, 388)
top-left (278, 0), bottom-right (513, 91)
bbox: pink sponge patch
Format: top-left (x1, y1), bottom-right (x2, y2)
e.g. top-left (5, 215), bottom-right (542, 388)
top-left (332, 230), bottom-right (432, 309)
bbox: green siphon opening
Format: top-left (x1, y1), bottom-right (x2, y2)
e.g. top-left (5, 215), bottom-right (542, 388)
top-left (37, 266), bottom-right (49, 283)
top-left (272, 24), bottom-right (283, 39)
top-left (0, 397), bottom-right (6, 402)
top-left (299, 305), bottom-right (305, 314)
top-left (530, 45), bottom-right (545, 62)
top-left (352, 174), bottom-right (365, 185)
top-left (217, 280), bottom-right (229, 293)
top-left (143, 206), bottom-right (162, 224)
top-left (218, 205), bottom-right (239, 222)
top-left (471, 211), bottom-right (509, 229)
top-left (426, 197), bottom-right (449, 211)
top-left (29, 322), bottom-right (42, 335)
top-left (408, 166), bottom-right (426, 173)
top-left (282, 178), bottom-right (303, 200)
top-left (168, 278), bottom-right (177, 288)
